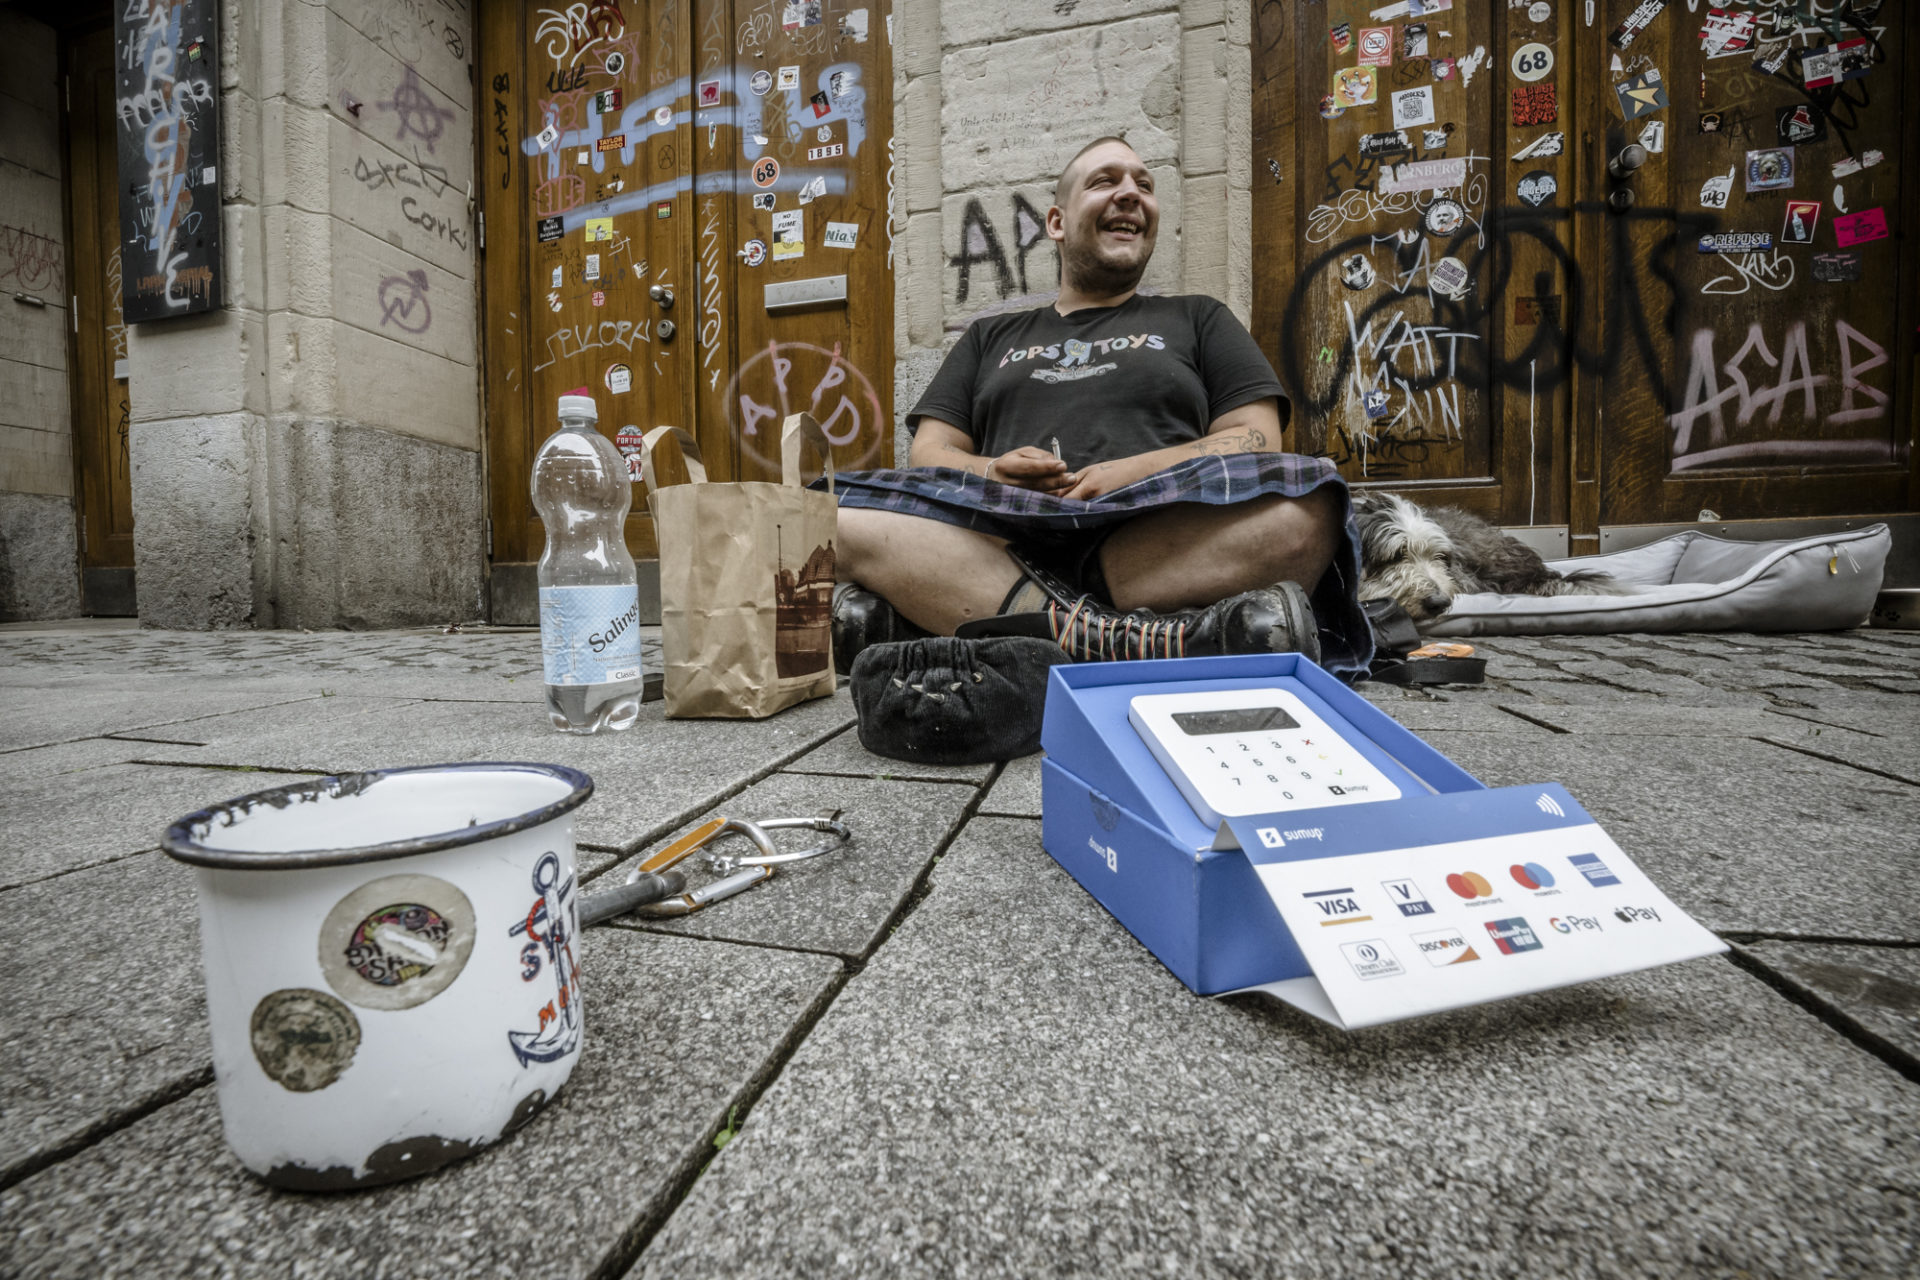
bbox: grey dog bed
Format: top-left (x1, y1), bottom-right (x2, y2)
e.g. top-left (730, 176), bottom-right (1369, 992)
top-left (1423, 524), bottom-right (1891, 637)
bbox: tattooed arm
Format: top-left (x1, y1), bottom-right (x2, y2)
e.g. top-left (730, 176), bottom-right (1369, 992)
top-left (908, 417), bottom-right (1075, 491)
top-left (1059, 397), bottom-right (1284, 501)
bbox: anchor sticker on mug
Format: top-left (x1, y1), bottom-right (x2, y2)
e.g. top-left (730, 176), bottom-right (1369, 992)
top-left (506, 851), bottom-right (583, 1067)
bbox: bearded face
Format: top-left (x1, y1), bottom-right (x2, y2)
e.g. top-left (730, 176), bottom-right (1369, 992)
top-left (1053, 144), bottom-right (1158, 297)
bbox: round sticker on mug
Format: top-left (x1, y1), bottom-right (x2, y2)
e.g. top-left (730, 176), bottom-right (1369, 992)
top-left (318, 874), bottom-right (477, 1012)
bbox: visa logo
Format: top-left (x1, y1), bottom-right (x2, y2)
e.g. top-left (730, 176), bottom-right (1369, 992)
top-left (1302, 887), bottom-right (1372, 927)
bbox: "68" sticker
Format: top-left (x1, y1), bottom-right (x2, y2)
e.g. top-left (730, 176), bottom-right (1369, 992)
top-left (1510, 42), bottom-right (1553, 82)
top-left (752, 157), bottom-right (780, 187)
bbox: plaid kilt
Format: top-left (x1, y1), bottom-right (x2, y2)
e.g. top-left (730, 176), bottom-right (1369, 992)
top-left (821, 453), bottom-right (1374, 680)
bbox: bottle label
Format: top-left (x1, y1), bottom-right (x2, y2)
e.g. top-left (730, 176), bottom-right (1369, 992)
top-left (540, 585), bottom-right (645, 685)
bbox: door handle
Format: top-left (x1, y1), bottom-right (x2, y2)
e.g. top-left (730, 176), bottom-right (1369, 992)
top-left (648, 284), bottom-right (674, 310)
top-left (1607, 144), bottom-right (1648, 181)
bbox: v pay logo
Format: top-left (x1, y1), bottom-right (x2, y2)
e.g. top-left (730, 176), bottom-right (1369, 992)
top-left (1381, 877), bottom-right (1434, 917)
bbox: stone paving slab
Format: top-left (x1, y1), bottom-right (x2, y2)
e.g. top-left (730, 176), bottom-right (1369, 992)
top-left (1502, 704), bottom-right (1831, 737)
top-left (130, 694), bottom-right (858, 853)
top-left (0, 681), bottom-right (325, 752)
top-left (605, 770), bottom-right (979, 960)
top-left (780, 725), bottom-right (996, 783)
top-left (1741, 942), bottom-right (1920, 1064)
top-left (1421, 732), bottom-right (1920, 941)
top-left (0, 763), bottom-right (322, 891)
top-left (979, 753), bottom-right (1043, 817)
top-left (1, 852), bottom-right (208, 1183)
top-left (1374, 701), bottom-right (1551, 734)
top-left (634, 817), bottom-right (1920, 1280)
top-left (0, 737), bottom-right (167, 784)
top-left (0, 929), bottom-right (842, 1280)
top-left (104, 694), bottom-right (412, 747)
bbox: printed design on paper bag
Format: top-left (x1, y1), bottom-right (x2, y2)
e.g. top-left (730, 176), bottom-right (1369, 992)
top-left (1483, 917), bottom-right (1543, 955)
top-left (1412, 927), bottom-right (1481, 967)
top-left (1567, 852), bottom-right (1621, 888)
top-left (1509, 861), bottom-right (1557, 891)
top-left (1613, 905), bottom-right (1662, 924)
top-left (1833, 208), bottom-right (1888, 248)
top-left (251, 988), bottom-right (361, 1092)
top-left (1781, 200), bottom-right (1820, 245)
top-left (1341, 940), bottom-right (1405, 981)
top-left (1744, 147), bottom-right (1794, 193)
top-left (1332, 66), bottom-right (1378, 109)
top-left (1446, 870), bottom-right (1495, 900)
top-left (1382, 878), bottom-right (1434, 918)
top-left (1550, 914), bottom-right (1604, 934)
top-left (507, 851), bottom-right (583, 1067)
top-left (1303, 886), bottom-right (1373, 927)
top-left (540, 584), bottom-right (643, 686)
top-left (318, 873), bottom-right (477, 1011)
top-left (1511, 83), bottom-right (1557, 128)
top-left (1615, 69), bottom-right (1667, 121)
top-left (775, 537), bottom-right (836, 678)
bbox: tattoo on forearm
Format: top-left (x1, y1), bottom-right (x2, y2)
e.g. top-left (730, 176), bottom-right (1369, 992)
top-left (1189, 427), bottom-right (1268, 456)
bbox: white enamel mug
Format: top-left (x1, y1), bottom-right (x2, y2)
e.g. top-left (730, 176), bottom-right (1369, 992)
top-left (162, 763), bottom-right (594, 1189)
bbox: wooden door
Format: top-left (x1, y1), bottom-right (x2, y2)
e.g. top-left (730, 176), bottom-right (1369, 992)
top-left (1591, 2), bottom-right (1915, 527)
top-left (479, 0), bottom-right (893, 580)
top-left (67, 24), bottom-right (138, 612)
top-left (1252, 1), bottom-right (1916, 536)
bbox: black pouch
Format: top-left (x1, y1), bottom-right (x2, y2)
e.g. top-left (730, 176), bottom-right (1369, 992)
top-left (1362, 599), bottom-right (1487, 685)
top-left (850, 636), bottom-right (1070, 765)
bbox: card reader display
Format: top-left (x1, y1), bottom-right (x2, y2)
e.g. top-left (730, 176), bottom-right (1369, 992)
top-left (1128, 687), bottom-right (1402, 826)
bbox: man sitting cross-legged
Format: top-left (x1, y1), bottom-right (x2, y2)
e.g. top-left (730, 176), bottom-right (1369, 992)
top-left (830, 136), bottom-right (1373, 677)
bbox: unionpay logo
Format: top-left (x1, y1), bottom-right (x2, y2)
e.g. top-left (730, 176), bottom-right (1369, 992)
top-left (1446, 871), bottom-right (1495, 900)
top-left (1411, 927), bottom-right (1482, 967)
top-left (1381, 878), bottom-right (1434, 917)
top-left (1510, 861), bottom-right (1556, 890)
top-left (1569, 852), bottom-right (1622, 888)
top-left (1340, 939), bottom-right (1406, 981)
top-left (1484, 917), bottom-right (1543, 955)
top-left (1303, 886), bottom-right (1372, 927)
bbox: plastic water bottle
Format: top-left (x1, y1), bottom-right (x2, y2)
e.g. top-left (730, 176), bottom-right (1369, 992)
top-left (531, 392), bottom-right (646, 733)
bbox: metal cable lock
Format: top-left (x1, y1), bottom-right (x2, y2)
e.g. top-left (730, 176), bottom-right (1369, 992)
top-left (705, 816), bottom-right (852, 874)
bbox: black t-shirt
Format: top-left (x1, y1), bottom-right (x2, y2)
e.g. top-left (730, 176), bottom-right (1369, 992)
top-left (908, 293), bottom-right (1287, 467)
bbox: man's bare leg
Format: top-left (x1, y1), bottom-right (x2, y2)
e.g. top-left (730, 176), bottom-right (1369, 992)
top-left (836, 507), bottom-right (1023, 635)
top-left (1098, 490), bottom-right (1340, 612)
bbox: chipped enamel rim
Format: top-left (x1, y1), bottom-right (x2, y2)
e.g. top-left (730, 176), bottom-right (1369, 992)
top-left (160, 762), bottom-right (595, 871)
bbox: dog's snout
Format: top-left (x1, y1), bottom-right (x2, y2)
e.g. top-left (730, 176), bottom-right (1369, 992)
top-left (1421, 593), bottom-right (1452, 616)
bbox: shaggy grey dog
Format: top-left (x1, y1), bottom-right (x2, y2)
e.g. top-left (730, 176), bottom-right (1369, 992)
top-left (1352, 492), bottom-right (1632, 623)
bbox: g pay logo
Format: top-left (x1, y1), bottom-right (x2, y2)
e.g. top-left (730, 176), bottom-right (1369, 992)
top-left (1411, 926), bottom-right (1482, 967)
top-left (1550, 914), bottom-right (1603, 934)
top-left (1446, 871), bottom-right (1495, 899)
top-left (1302, 886), bottom-right (1373, 927)
top-left (1381, 878), bottom-right (1434, 917)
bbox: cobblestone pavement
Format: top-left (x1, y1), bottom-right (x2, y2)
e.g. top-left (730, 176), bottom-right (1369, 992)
top-left (2, 620), bottom-right (1916, 1279)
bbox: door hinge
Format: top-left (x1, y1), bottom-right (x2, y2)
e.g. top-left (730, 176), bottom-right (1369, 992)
top-left (477, 210), bottom-right (485, 250)
top-left (486, 518), bottom-right (493, 557)
top-left (72, 296), bottom-right (78, 333)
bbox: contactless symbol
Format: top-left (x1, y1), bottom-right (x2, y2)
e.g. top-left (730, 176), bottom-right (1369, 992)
top-left (1510, 861), bottom-right (1556, 890)
top-left (752, 156), bottom-right (780, 187)
top-left (1447, 871), bottom-right (1495, 899)
top-left (318, 874), bottom-right (476, 1011)
top-left (251, 988), bottom-right (361, 1092)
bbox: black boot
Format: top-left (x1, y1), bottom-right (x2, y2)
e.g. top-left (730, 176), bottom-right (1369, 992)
top-left (958, 554), bottom-right (1321, 665)
top-left (832, 582), bottom-right (931, 675)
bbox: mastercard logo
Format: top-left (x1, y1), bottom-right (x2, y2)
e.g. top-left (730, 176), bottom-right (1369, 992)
top-left (1510, 862), bottom-right (1557, 890)
top-left (1446, 871), bottom-right (1494, 899)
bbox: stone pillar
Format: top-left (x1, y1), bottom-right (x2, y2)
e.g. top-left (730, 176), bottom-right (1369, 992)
top-left (128, 0), bottom-right (484, 629)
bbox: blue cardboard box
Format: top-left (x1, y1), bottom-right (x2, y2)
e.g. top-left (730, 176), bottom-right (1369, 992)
top-left (1039, 653), bottom-right (1486, 995)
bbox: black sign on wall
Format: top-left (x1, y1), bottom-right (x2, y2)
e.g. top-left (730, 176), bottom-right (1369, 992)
top-left (114, 0), bottom-right (223, 322)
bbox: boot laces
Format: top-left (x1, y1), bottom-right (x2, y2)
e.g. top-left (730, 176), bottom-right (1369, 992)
top-left (1046, 597), bottom-right (1187, 662)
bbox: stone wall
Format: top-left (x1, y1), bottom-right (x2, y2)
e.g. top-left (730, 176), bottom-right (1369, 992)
top-left (890, 0), bottom-right (1253, 455)
top-left (129, 0), bottom-right (484, 629)
top-left (0, 10), bottom-right (81, 621)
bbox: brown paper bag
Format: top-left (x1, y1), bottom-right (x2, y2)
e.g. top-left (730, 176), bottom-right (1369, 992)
top-left (643, 414), bottom-right (837, 719)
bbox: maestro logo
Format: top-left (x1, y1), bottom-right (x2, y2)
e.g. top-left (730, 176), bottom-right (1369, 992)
top-left (1510, 861), bottom-right (1557, 890)
top-left (1550, 914), bottom-right (1603, 935)
top-left (1447, 871), bottom-right (1494, 900)
top-left (1483, 917), bottom-right (1543, 955)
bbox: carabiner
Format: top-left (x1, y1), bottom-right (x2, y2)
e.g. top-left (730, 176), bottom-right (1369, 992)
top-left (630, 864), bottom-right (775, 917)
top-left (706, 816), bottom-right (852, 874)
top-left (626, 817), bottom-right (777, 884)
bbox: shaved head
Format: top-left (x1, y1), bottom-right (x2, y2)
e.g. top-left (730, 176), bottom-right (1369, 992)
top-left (1055, 135), bottom-right (1134, 205)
